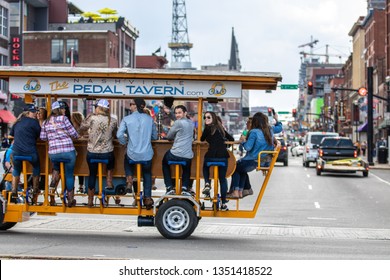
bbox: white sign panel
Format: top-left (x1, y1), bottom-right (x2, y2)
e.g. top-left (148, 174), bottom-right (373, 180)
top-left (9, 77), bottom-right (242, 99)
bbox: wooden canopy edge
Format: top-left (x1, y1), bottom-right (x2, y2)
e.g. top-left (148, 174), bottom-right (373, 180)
top-left (0, 66), bottom-right (282, 91)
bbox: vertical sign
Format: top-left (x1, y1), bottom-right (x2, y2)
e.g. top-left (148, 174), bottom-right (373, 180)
top-left (10, 36), bottom-right (23, 66)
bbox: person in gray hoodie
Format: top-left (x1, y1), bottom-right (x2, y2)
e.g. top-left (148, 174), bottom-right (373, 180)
top-left (162, 105), bottom-right (194, 194)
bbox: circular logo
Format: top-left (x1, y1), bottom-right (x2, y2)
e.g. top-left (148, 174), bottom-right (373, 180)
top-left (23, 78), bottom-right (41, 92)
top-left (208, 82), bottom-right (226, 96)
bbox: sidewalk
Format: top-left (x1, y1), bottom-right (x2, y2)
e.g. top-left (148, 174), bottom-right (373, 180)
top-left (360, 155), bottom-right (390, 170)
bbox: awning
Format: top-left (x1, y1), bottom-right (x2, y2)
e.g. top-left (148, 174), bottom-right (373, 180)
top-left (0, 109), bottom-right (16, 124)
top-left (358, 121), bottom-right (368, 132)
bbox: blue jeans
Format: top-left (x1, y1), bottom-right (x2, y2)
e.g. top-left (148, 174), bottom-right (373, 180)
top-left (124, 154), bottom-right (152, 198)
top-left (49, 151), bottom-right (76, 191)
top-left (86, 151), bottom-right (115, 191)
top-left (203, 158), bottom-right (228, 203)
top-left (231, 159), bottom-right (257, 191)
top-left (11, 150), bottom-right (40, 177)
top-left (162, 150), bottom-right (192, 189)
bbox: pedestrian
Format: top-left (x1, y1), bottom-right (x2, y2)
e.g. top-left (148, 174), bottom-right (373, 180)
top-left (201, 111), bottom-right (234, 211)
top-left (162, 105), bottom-right (194, 195)
top-left (117, 98), bottom-right (157, 210)
top-left (40, 101), bottom-right (79, 207)
top-left (9, 104), bottom-right (41, 203)
top-left (354, 140), bottom-right (361, 156)
top-left (361, 141), bottom-right (367, 156)
top-left (229, 112), bottom-right (279, 198)
top-left (79, 99), bottom-right (117, 207)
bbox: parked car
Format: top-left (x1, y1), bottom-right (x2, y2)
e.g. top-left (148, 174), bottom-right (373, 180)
top-left (291, 144), bottom-right (304, 156)
top-left (276, 137), bottom-right (288, 166)
top-left (302, 132), bottom-right (339, 167)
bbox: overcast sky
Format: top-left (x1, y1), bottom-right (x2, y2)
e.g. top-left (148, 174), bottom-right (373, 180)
top-left (71, 0), bottom-right (368, 111)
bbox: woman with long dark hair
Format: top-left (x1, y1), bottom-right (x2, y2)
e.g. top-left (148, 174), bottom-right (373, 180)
top-left (229, 112), bottom-right (277, 198)
top-left (201, 111), bottom-right (234, 210)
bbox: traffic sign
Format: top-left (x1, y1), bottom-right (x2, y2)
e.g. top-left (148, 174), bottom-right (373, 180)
top-left (278, 111), bottom-right (290, 114)
top-left (280, 84), bottom-right (298, 90)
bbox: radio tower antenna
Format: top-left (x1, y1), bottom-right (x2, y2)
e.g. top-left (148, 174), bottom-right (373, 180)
top-left (168, 0), bottom-right (193, 69)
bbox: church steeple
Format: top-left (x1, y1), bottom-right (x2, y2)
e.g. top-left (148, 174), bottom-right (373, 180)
top-left (229, 27), bottom-right (241, 71)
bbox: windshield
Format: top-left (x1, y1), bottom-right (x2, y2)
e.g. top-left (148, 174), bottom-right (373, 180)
top-left (311, 135), bottom-right (329, 145)
top-left (321, 138), bottom-right (353, 147)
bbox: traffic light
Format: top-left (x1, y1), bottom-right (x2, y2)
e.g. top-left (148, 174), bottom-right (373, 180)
top-left (307, 81), bottom-right (313, 95)
top-left (292, 108), bottom-right (297, 118)
top-left (267, 107), bottom-right (273, 116)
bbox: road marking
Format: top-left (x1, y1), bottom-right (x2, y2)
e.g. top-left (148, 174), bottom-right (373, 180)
top-left (308, 185), bottom-right (312, 190)
top-left (314, 202), bottom-right (320, 208)
top-left (307, 217), bottom-right (337, 220)
top-left (307, 174), bottom-right (310, 178)
top-left (370, 173), bottom-right (390, 186)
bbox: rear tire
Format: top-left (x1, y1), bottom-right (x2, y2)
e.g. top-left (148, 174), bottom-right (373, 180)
top-left (316, 168), bottom-right (321, 176)
top-left (363, 171), bottom-right (368, 177)
top-left (155, 199), bottom-right (198, 239)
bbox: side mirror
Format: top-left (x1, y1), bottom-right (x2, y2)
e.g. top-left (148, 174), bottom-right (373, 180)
top-left (312, 144), bottom-right (319, 149)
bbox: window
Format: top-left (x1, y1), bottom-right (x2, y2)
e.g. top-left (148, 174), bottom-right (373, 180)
top-left (51, 39), bottom-right (79, 64)
top-left (0, 6), bottom-right (8, 37)
top-left (66, 39), bottom-right (79, 64)
top-left (51, 39), bottom-right (64, 63)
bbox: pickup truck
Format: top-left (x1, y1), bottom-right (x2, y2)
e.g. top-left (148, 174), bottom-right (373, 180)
top-left (316, 137), bottom-right (369, 177)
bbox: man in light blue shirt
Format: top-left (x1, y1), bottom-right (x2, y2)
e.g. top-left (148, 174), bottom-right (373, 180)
top-left (162, 105), bottom-right (194, 194)
top-left (117, 98), bottom-right (157, 209)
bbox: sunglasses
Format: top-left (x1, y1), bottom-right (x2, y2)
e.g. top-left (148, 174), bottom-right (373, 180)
top-left (203, 115), bottom-right (212, 120)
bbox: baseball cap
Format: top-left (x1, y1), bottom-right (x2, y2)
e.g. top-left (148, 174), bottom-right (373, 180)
top-left (51, 101), bottom-right (64, 110)
top-left (23, 104), bottom-right (38, 113)
top-left (94, 99), bottom-right (110, 109)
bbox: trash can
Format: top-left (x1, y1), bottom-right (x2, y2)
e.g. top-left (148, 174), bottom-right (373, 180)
top-left (377, 146), bottom-right (388, 164)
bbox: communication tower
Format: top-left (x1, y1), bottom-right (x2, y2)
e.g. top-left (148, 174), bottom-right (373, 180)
top-left (168, 0), bottom-right (193, 69)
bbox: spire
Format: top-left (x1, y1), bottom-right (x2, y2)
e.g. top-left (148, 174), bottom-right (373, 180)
top-left (229, 27), bottom-right (241, 71)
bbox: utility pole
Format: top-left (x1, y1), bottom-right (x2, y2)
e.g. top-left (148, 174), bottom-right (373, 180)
top-left (367, 67), bottom-right (374, 165)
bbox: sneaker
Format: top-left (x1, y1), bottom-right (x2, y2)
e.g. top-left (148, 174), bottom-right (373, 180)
top-left (166, 187), bottom-right (175, 195)
top-left (242, 188), bottom-right (254, 197)
top-left (220, 204), bottom-right (229, 211)
top-left (202, 183), bottom-right (211, 196)
top-left (181, 187), bottom-right (191, 196)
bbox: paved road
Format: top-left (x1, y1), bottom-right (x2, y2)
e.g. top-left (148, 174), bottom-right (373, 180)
top-left (1, 153), bottom-right (390, 260)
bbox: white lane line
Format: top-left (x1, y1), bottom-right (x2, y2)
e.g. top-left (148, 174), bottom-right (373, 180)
top-left (308, 185), bottom-right (312, 190)
top-left (314, 202), bottom-right (320, 209)
top-left (370, 173), bottom-right (390, 186)
top-left (307, 217), bottom-right (337, 220)
top-left (307, 174), bottom-right (310, 178)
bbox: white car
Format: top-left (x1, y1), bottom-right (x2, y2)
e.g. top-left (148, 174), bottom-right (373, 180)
top-left (291, 145), bottom-right (304, 156)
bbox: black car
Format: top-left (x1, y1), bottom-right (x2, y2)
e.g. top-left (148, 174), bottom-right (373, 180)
top-left (276, 137), bottom-right (288, 166)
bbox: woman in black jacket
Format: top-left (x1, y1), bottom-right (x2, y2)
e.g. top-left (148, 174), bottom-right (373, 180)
top-left (201, 111), bottom-right (234, 211)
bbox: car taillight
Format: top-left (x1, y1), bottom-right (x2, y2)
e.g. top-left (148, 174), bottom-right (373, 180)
top-left (283, 146), bottom-right (287, 151)
top-left (354, 150), bottom-right (357, 158)
top-left (319, 149), bottom-right (323, 157)
top-left (306, 145), bottom-right (309, 152)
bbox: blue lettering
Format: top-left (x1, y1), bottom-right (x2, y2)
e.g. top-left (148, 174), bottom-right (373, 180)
top-left (84, 85), bottom-right (92, 93)
top-left (73, 85), bottom-right (83, 92)
top-left (102, 86), bottom-right (112, 93)
top-left (93, 85), bottom-right (103, 93)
